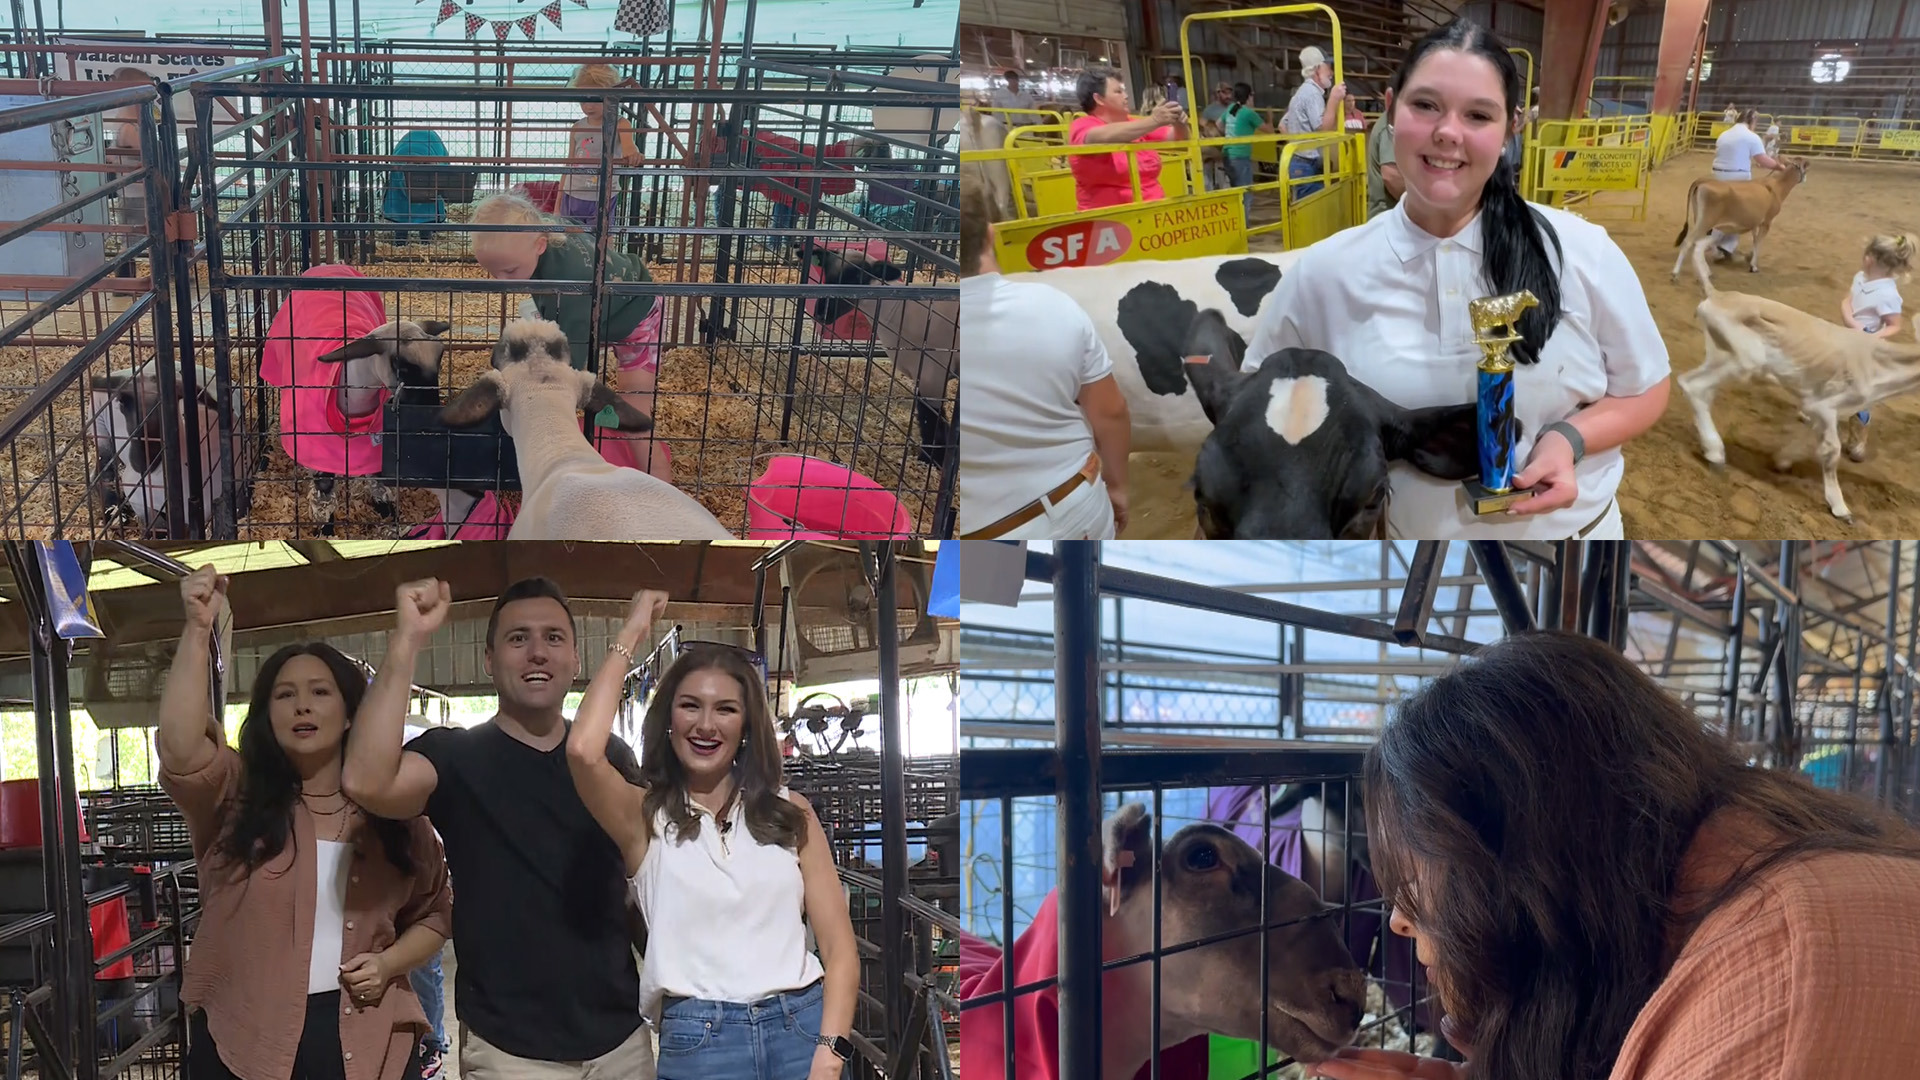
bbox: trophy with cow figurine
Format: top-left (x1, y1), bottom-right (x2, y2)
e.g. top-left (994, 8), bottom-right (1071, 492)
top-left (1462, 289), bottom-right (1539, 516)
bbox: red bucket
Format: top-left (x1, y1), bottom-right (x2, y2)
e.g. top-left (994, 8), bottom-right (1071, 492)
top-left (747, 456), bottom-right (912, 539)
top-left (516, 180), bottom-right (561, 214)
top-left (0, 778), bottom-right (88, 849)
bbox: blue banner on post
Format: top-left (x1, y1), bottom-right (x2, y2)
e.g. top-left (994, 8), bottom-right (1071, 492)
top-left (929, 542), bottom-right (959, 618)
top-left (35, 541), bottom-right (103, 640)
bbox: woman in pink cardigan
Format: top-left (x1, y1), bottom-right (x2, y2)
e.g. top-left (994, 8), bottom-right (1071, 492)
top-left (1311, 630), bottom-right (1920, 1080)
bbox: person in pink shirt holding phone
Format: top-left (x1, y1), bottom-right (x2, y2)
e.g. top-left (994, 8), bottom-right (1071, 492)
top-left (1066, 66), bottom-right (1189, 210)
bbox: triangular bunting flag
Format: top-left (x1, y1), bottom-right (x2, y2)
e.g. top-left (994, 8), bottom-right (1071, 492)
top-left (541, 1), bottom-right (563, 29)
top-left (518, 15), bottom-right (538, 39)
top-left (434, 0), bottom-right (458, 27)
top-left (464, 13), bottom-right (484, 37)
top-left (493, 18), bottom-right (513, 40)
top-left (570, 0), bottom-right (589, 8)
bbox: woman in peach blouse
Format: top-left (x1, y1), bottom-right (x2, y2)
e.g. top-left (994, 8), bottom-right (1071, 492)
top-left (1310, 630), bottom-right (1920, 1080)
top-left (157, 565), bottom-right (452, 1080)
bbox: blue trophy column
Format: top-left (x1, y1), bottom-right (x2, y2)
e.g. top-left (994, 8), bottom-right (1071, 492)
top-left (1478, 366), bottom-right (1517, 494)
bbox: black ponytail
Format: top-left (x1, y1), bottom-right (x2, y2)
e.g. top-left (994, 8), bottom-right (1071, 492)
top-left (1228, 80), bottom-right (1253, 118)
top-left (1390, 18), bottom-right (1563, 364)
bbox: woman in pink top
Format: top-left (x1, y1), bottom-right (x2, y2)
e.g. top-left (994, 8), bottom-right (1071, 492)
top-left (1067, 65), bottom-right (1188, 210)
top-left (1309, 630), bottom-right (1920, 1080)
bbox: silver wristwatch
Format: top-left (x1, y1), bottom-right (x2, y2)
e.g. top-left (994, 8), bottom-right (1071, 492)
top-left (817, 1034), bottom-right (855, 1061)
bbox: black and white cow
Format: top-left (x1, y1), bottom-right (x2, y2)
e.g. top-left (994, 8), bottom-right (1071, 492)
top-left (1003, 252), bottom-right (1303, 455)
top-left (1183, 309), bottom-right (1487, 538)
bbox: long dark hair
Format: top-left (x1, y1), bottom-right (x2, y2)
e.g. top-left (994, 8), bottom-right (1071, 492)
top-left (1364, 630), bottom-right (1920, 1080)
top-left (638, 645), bottom-right (806, 851)
top-left (1388, 18), bottom-right (1563, 364)
top-left (212, 643), bottom-right (416, 877)
top-left (1227, 81), bottom-right (1253, 116)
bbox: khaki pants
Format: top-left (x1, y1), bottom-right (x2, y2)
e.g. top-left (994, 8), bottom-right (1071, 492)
top-left (460, 1021), bottom-right (656, 1080)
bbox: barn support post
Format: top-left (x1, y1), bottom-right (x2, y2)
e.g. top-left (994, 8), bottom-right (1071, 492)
top-left (871, 542), bottom-right (911, 1048)
top-left (1393, 542), bottom-right (1448, 646)
top-left (1538, 0), bottom-right (1612, 121)
top-left (1053, 541), bottom-right (1104, 1080)
top-left (1878, 542), bottom-right (1901, 803)
top-left (1724, 550), bottom-right (1747, 738)
top-left (1469, 541), bottom-right (1535, 636)
top-left (1649, 0), bottom-right (1712, 116)
top-left (1774, 541), bottom-right (1802, 767)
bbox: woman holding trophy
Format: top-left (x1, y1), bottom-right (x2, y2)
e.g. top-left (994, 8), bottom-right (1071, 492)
top-left (1244, 18), bottom-right (1670, 539)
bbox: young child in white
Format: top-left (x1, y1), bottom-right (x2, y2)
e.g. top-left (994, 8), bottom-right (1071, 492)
top-left (560, 63), bottom-right (643, 227)
top-left (1841, 232), bottom-right (1917, 429)
top-left (1763, 123), bottom-right (1781, 158)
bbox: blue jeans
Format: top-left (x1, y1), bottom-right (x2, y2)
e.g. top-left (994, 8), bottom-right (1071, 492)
top-left (409, 953), bottom-right (446, 1054)
top-left (771, 200), bottom-right (797, 231)
top-left (656, 980), bottom-right (844, 1080)
top-left (1227, 156), bottom-right (1255, 220)
top-left (1289, 154), bottom-right (1324, 200)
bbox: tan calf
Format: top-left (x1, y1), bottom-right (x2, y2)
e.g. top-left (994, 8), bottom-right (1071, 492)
top-left (1678, 290), bottom-right (1920, 521)
top-left (1669, 158), bottom-right (1809, 292)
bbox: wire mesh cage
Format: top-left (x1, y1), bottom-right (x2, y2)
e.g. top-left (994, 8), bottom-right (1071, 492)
top-left (1, 31), bottom-right (958, 540)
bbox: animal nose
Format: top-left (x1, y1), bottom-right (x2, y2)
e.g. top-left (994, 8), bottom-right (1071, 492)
top-left (1327, 968), bottom-right (1366, 1030)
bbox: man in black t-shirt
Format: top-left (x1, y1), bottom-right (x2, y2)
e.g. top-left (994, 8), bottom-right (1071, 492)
top-left (344, 576), bottom-right (653, 1080)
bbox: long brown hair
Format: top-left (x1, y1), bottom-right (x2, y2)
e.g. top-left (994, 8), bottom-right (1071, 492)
top-left (637, 645), bottom-right (805, 851)
top-left (1365, 630), bottom-right (1920, 1080)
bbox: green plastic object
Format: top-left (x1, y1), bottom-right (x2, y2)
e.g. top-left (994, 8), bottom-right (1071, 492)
top-left (594, 404), bottom-right (622, 429)
top-left (1209, 1035), bottom-right (1282, 1080)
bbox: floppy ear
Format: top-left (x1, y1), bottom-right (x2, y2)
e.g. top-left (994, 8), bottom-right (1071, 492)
top-left (1181, 309), bottom-right (1250, 427)
top-left (315, 336), bottom-right (387, 364)
top-left (864, 257), bottom-right (905, 283)
top-left (419, 320), bottom-right (452, 337)
top-left (1101, 803), bottom-right (1155, 917)
top-left (1378, 401), bottom-right (1504, 481)
top-left (440, 372), bottom-right (506, 427)
top-left (581, 375), bottom-right (653, 433)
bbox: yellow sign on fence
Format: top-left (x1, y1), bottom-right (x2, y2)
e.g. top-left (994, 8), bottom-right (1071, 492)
top-left (1792, 126), bottom-right (1842, 146)
top-left (991, 190), bottom-right (1249, 273)
top-left (1536, 148), bottom-right (1642, 191)
top-left (1879, 130), bottom-right (1920, 151)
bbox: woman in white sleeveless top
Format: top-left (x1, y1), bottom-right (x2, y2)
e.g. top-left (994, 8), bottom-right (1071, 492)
top-left (567, 590), bottom-right (859, 1080)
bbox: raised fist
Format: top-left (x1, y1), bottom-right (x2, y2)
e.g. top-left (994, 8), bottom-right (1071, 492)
top-left (180, 565), bottom-right (227, 631)
top-left (395, 579), bottom-right (452, 645)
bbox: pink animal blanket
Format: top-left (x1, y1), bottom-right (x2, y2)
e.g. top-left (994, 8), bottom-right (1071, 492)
top-left (260, 264), bottom-right (390, 476)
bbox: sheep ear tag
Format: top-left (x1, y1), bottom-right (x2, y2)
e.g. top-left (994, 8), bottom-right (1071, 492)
top-left (594, 405), bottom-right (621, 429)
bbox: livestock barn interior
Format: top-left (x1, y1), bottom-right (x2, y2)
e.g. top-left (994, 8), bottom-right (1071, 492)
top-left (0, 0), bottom-right (960, 541)
top-left (0, 539), bottom-right (960, 1080)
top-left (961, 0), bottom-right (1920, 539)
top-left (956, 539), bottom-right (1920, 1079)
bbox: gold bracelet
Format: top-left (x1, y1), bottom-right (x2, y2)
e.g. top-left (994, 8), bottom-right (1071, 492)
top-left (610, 640), bottom-right (635, 664)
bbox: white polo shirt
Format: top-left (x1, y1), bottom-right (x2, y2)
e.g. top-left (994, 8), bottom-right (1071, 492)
top-left (1852, 272), bottom-right (1903, 334)
top-left (958, 273), bottom-right (1114, 530)
top-left (1712, 123), bottom-right (1766, 176)
top-left (1244, 201), bottom-right (1670, 539)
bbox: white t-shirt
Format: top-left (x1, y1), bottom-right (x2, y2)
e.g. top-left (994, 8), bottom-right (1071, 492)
top-left (1244, 202), bottom-right (1670, 539)
top-left (1852, 272), bottom-right (1903, 334)
top-left (308, 839), bottom-right (354, 995)
top-left (957, 273), bottom-right (1114, 530)
top-left (1712, 123), bottom-right (1766, 175)
top-left (1283, 80), bottom-right (1329, 161)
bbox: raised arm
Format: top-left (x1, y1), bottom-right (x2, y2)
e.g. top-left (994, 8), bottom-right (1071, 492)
top-left (793, 792), bottom-right (860, 1080)
top-left (342, 580), bottom-right (450, 819)
top-left (567, 588), bottom-right (668, 876)
top-left (157, 565), bottom-right (226, 776)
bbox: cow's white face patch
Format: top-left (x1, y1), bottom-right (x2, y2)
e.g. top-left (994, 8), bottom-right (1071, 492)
top-left (1264, 376), bottom-right (1330, 445)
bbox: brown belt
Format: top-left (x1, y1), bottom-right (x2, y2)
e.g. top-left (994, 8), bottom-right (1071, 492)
top-left (1576, 499), bottom-right (1617, 539)
top-left (963, 453), bottom-right (1102, 539)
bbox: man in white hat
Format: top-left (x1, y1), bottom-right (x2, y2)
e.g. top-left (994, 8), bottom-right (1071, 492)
top-left (1281, 45), bottom-right (1348, 200)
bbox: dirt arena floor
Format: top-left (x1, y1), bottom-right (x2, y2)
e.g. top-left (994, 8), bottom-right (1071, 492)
top-left (1122, 153), bottom-right (1920, 539)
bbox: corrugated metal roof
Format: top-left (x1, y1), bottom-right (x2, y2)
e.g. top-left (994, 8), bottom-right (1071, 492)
top-left (1709, 0), bottom-right (1881, 44)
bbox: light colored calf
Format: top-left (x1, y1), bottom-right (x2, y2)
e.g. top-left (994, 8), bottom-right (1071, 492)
top-left (1678, 290), bottom-right (1920, 520)
top-left (957, 108), bottom-right (1014, 222)
top-left (1669, 157), bottom-right (1809, 292)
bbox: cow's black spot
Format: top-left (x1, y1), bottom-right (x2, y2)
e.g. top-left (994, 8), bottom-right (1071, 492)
top-left (1215, 258), bottom-right (1283, 318)
top-left (1116, 282), bottom-right (1198, 397)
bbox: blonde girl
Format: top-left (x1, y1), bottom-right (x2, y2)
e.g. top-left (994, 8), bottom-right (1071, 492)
top-left (1842, 232), bottom-right (1918, 433)
top-left (560, 63), bottom-right (643, 227)
top-left (469, 193), bottom-right (670, 480)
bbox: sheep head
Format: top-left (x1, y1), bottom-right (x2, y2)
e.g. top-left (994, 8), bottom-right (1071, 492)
top-left (803, 246), bottom-right (904, 327)
top-left (314, 319), bottom-right (452, 387)
top-left (446, 318), bottom-right (652, 433)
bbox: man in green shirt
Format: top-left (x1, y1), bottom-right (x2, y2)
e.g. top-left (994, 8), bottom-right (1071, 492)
top-left (1366, 114), bottom-right (1402, 220)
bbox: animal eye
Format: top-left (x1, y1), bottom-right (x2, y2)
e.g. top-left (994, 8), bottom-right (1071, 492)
top-left (1184, 843), bottom-right (1220, 871)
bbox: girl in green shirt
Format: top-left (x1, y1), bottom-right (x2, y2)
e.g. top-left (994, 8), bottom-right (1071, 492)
top-left (469, 193), bottom-right (670, 481)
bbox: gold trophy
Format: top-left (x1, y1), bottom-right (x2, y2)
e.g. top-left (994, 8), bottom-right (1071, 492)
top-left (1461, 290), bottom-right (1539, 516)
